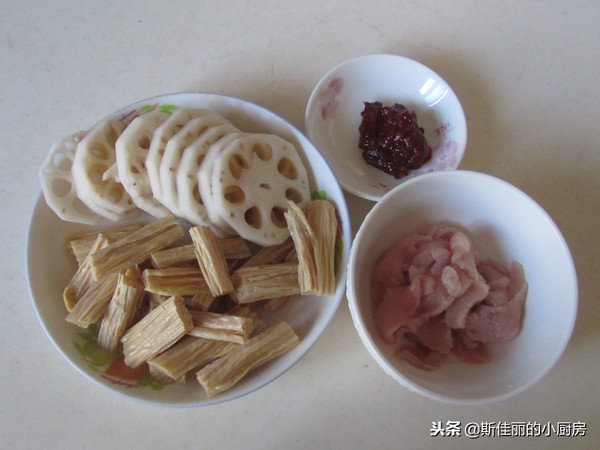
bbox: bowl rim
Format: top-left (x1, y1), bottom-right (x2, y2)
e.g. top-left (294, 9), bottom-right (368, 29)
top-left (27, 91), bottom-right (353, 407)
top-left (346, 169), bottom-right (578, 404)
top-left (305, 53), bottom-right (468, 201)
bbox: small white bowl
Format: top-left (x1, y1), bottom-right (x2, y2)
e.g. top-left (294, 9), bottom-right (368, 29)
top-left (305, 54), bottom-right (467, 201)
top-left (346, 170), bottom-right (578, 404)
top-left (27, 92), bottom-right (352, 407)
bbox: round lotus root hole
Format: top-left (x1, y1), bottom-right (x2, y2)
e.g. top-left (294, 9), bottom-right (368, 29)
top-left (285, 187), bottom-right (304, 204)
top-left (251, 143), bottom-right (273, 162)
top-left (270, 207), bottom-right (287, 228)
top-left (90, 144), bottom-right (110, 160)
top-left (108, 184), bottom-right (126, 204)
top-left (138, 134), bottom-right (151, 150)
top-left (277, 157), bottom-right (298, 180)
top-left (87, 164), bottom-right (108, 184)
top-left (244, 206), bottom-right (262, 229)
top-left (224, 185), bottom-right (245, 204)
top-left (228, 153), bottom-right (250, 179)
top-left (52, 178), bottom-right (71, 197)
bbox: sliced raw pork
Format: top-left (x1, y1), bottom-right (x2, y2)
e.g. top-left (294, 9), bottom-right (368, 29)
top-left (371, 223), bottom-right (527, 371)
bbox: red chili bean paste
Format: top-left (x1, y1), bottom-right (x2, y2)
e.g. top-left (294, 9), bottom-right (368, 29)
top-left (358, 101), bottom-right (432, 179)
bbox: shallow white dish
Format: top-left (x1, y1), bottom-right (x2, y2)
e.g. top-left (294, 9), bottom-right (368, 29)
top-left (27, 92), bottom-right (352, 407)
top-left (347, 170), bottom-right (578, 404)
top-left (305, 54), bottom-right (467, 201)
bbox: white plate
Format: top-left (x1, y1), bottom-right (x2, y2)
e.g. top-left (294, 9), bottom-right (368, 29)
top-left (305, 54), bottom-right (467, 201)
top-left (27, 92), bottom-right (352, 407)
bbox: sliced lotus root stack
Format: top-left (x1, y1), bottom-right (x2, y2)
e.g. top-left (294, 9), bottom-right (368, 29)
top-left (175, 123), bottom-right (241, 234)
top-left (115, 110), bottom-right (170, 218)
top-left (145, 108), bottom-right (211, 209)
top-left (72, 119), bottom-right (140, 221)
top-left (197, 132), bottom-right (247, 236)
top-left (39, 131), bottom-right (109, 225)
top-left (159, 111), bottom-right (234, 218)
top-left (206, 133), bottom-right (311, 246)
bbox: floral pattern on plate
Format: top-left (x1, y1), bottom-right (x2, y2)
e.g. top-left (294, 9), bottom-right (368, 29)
top-left (430, 140), bottom-right (459, 171)
top-left (118, 103), bottom-right (178, 124)
top-left (318, 78), bottom-right (344, 120)
top-left (74, 324), bottom-right (166, 390)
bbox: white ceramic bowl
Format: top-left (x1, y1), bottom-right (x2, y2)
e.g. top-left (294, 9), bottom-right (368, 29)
top-left (305, 54), bottom-right (467, 201)
top-left (27, 92), bottom-right (352, 407)
top-left (347, 170), bottom-right (577, 404)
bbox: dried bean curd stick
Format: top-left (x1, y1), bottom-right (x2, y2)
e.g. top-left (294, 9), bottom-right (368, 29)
top-left (266, 247), bottom-right (299, 311)
top-left (285, 200), bottom-right (337, 295)
top-left (149, 364), bottom-right (187, 384)
top-left (143, 266), bottom-right (208, 296)
top-left (90, 215), bottom-right (184, 281)
top-left (284, 201), bottom-right (315, 293)
top-left (226, 304), bottom-right (265, 330)
top-left (97, 266), bottom-right (145, 352)
top-left (69, 224), bottom-right (143, 265)
top-left (190, 226), bottom-right (234, 297)
top-left (121, 295), bottom-right (193, 368)
top-left (64, 234), bottom-right (110, 311)
top-left (186, 290), bottom-right (217, 312)
top-left (148, 336), bottom-right (237, 382)
top-left (196, 321), bottom-right (299, 397)
top-left (149, 244), bottom-right (196, 268)
top-left (65, 272), bottom-right (119, 327)
top-left (238, 240), bottom-right (296, 310)
top-left (188, 311), bottom-right (257, 344)
top-left (221, 304), bottom-right (267, 337)
top-left (218, 236), bottom-right (253, 260)
top-left (240, 239), bottom-right (295, 268)
top-left (150, 237), bottom-right (251, 268)
top-left (305, 200), bottom-right (337, 295)
top-left (232, 263), bottom-right (301, 303)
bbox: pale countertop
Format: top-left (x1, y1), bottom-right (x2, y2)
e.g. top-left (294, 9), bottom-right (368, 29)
top-left (2, 1), bottom-right (599, 449)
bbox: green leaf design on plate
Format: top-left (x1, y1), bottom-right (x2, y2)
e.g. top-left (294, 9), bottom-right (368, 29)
top-left (73, 324), bottom-right (120, 371)
top-left (138, 104), bottom-right (155, 114)
top-left (158, 104), bottom-right (178, 115)
top-left (73, 324), bottom-right (168, 390)
top-left (312, 190), bottom-right (327, 201)
top-left (138, 373), bottom-right (167, 391)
